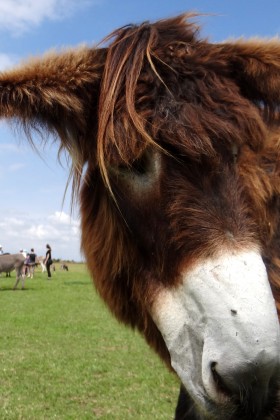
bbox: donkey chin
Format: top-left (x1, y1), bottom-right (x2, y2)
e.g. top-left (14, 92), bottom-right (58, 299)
top-left (151, 249), bottom-right (280, 419)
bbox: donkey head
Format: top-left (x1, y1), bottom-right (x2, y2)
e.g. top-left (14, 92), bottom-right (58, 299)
top-left (1, 14), bottom-right (280, 419)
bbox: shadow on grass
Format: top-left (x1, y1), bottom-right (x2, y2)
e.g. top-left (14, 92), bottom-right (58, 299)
top-left (0, 287), bottom-right (35, 292)
top-left (63, 280), bottom-right (91, 286)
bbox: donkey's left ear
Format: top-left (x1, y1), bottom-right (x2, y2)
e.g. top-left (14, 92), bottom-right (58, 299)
top-left (0, 47), bottom-right (107, 167)
top-left (215, 39), bottom-right (280, 111)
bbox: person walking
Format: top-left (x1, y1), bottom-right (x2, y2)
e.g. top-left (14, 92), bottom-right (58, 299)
top-left (28, 248), bottom-right (37, 279)
top-left (45, 244), bottom-right (53, 279)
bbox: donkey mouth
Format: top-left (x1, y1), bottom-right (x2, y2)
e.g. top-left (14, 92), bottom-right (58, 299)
top-left (177, 379), bottom-right (280, 420)
top-left (209, 373), bottom-right (280, 420)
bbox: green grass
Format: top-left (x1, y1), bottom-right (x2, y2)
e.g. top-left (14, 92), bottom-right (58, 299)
top-left (0, 264), bottom-right (179, 419)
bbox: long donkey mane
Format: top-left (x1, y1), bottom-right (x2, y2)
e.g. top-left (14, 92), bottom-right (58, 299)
top-left (97, 14), bottom-right (202, 185)
top-left (97, 13), bottom-right (276, 189)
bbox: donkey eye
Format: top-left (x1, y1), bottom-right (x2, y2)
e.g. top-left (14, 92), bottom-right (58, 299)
top-left (111, 149), bottom-right (161, 193)
top-left (118, 152), bottom-right (150, 175)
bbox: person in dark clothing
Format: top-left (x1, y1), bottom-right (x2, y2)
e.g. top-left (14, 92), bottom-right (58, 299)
top-left (28, 248), bottom-right (37, 278)
top-left (45, 244), bottom-right (53, 278)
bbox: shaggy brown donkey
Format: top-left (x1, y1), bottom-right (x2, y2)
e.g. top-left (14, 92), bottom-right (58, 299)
top-left (1, 14), bottom-right (280, 419)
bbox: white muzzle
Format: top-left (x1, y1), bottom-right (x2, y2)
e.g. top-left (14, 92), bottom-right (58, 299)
top-left (151, 250), bottom-right (280, 412)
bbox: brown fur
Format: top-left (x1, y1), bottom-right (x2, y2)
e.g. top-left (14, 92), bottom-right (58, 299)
top-left (1, 13), bottom-right (280, 418)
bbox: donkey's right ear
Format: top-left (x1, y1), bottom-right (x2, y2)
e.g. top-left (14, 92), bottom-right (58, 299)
top-left (214, 39), bottom-right (280, 115)
top-left (0, 46), bottom-right (107, 167)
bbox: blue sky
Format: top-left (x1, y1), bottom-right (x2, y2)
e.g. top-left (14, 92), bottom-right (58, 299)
top-left (0, 0), bottom-right (279, 261)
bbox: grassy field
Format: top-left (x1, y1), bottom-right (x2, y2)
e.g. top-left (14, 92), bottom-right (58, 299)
top-left (0, 263), bottom-right (179, 419)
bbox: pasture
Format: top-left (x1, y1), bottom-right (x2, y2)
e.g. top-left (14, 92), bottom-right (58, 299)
top-left (0, 264), bottom-right (178, 419)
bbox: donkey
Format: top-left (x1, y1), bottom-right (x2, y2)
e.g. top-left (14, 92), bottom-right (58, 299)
top-left (37, 256), bottom-right (46, 273)
top-left (1, 14), bottom-right (280, 419)
top-left (0, 254), bottom-right (25, 289)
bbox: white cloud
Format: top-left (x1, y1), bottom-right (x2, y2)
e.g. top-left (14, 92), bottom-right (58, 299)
top-left (0, 0), bottom-right (92, 35)
top-left (49, 211), bottom-right (76, 225)
top-left (0, 217), bottom-right (24, 226)
top-left (0, 210), bottom-right (82, 261)
top-left (26, 224), bottom-right (50, 239)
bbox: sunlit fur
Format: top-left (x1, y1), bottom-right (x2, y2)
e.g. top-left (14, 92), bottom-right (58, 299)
top-left (1, 13), bottom-right (280, 418)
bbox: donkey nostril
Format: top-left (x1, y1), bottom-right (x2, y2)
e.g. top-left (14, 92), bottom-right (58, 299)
top-left (210, 362), bottom-right (231, 397)
top-left (210, 361), bottom-right (217, 375)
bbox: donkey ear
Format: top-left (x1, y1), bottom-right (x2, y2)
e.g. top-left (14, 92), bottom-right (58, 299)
top-left (216, 39), bottom-right (280, 113)
top-left (0, 47), bottom-right (106, 168)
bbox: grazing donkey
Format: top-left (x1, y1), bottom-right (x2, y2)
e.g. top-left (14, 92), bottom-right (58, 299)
top-left (1, 14), bottom-right (280, 419)
top-left (0, 254), bottom-right (25, 289)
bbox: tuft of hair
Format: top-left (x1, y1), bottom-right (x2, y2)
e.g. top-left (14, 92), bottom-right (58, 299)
top-left (97, 13), bottom-right (201, 192)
